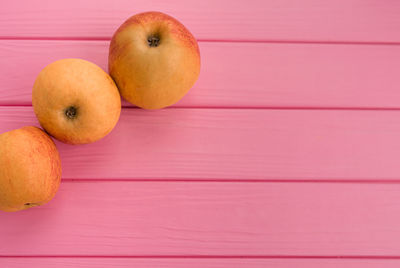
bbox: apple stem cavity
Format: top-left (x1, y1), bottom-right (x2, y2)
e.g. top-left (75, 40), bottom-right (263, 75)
top-left (24, 203), bottom-right (39, 207)
top-left (65, 106), bottom-right (78, 119)
top-left (147, 35), bottom-right (160, 47)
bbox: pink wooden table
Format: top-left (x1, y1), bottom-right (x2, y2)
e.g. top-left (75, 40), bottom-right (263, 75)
top-left (1, 1), bottom-right (400, 267)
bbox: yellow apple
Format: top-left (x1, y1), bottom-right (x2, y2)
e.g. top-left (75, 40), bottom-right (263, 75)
top-left (0, 126), bottom-right (62, 212)
top-left (109, 11), bottom-right (201, 109)
top-left (33, 58), bottom-right (121, 144)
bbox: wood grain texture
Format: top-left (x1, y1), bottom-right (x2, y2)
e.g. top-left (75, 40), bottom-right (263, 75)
top-left (0, 0), bottom-right (399, 42)
top-left (2, 181), bottom-right (400, 255)
top-left (2, 40), bottom-right (400, 108)
top-left (1, 258), bottom-right (400, 268)
top-left (1, 107), bottom-right (400, 181)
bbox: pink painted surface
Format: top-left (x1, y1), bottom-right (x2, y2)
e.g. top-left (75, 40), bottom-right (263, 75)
top-left (1, 258), bottom-right (400, 268)
top-left (2, 107), bottom-right (400, 181)
top-left (0, 0), bottom-right (399, 43)
top-left (2, 182), bottom-right (400, 255)
top-left (1, 41), bottom-right (400, 108)
top-left (1, 0), bottom-right (400, 267)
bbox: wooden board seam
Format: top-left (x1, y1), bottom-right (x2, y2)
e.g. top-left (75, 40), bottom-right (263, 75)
top-left (6, 105), bottom-right (400, 111)
top-left (1, 36), bottom-right (400, 46)
top-left (3, 255), bottom-right (400, 259)
top-left (60, 178), bottom-right (400, 184)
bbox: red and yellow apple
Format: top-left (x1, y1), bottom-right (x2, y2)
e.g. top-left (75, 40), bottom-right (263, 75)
top-left (33, 58), bottom-right (121, 144)
top-left (0, 126), bottom-right (62, 212)
top-left (109, 11), bottom-right (201, 109)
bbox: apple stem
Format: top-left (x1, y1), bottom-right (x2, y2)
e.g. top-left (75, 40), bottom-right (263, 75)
top-left (65, 106), bottom-right (78, 119)
top-left (147, 36), bottom-right (160, 47)
top-left (24, 203), bottom-right (39, 207)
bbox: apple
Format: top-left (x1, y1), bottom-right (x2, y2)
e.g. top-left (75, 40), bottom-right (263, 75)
top-left (109, 11), bottom-right (201, 109)
top-left (0, 126), bottom-right (62, 212)
top-left (33, 58), bottom-right (121, 144)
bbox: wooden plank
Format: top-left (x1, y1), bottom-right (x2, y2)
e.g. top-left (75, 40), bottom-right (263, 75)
top-left (1, 181), bottom-right (400, 255)
top-left (2, 41), bottom-right (400, 108)
top-left (2, 106), bottom-right (400, 181)
top-left (0, 0), bottom-right (399, 42)
top-left (1, 258), bottom-right (400, 268)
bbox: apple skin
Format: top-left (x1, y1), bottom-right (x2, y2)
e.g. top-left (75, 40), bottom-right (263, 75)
top-left (109, 11), bottom-right (200, 109)
top-left (0, 126), bottom-right (62, 212)
top-left (33, 59), bottom-right (121, 144)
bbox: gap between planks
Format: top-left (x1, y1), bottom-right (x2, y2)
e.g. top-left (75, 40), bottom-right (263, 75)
top-left (61, 178), bottom-right (400, 184)
top-left (1, 36), bottom-right (400, 46)
top-left (6, 104), bottom-right (400, 111)
top-left (4, 255), bottom-right (400, 259)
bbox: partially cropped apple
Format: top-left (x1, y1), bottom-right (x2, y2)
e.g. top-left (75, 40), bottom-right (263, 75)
top-left (109, 11), bottom-right (201, 109)
top-left (33, 58), bottom-right (121, 144)
top-left (0, 126), bottom-right (62, 212)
